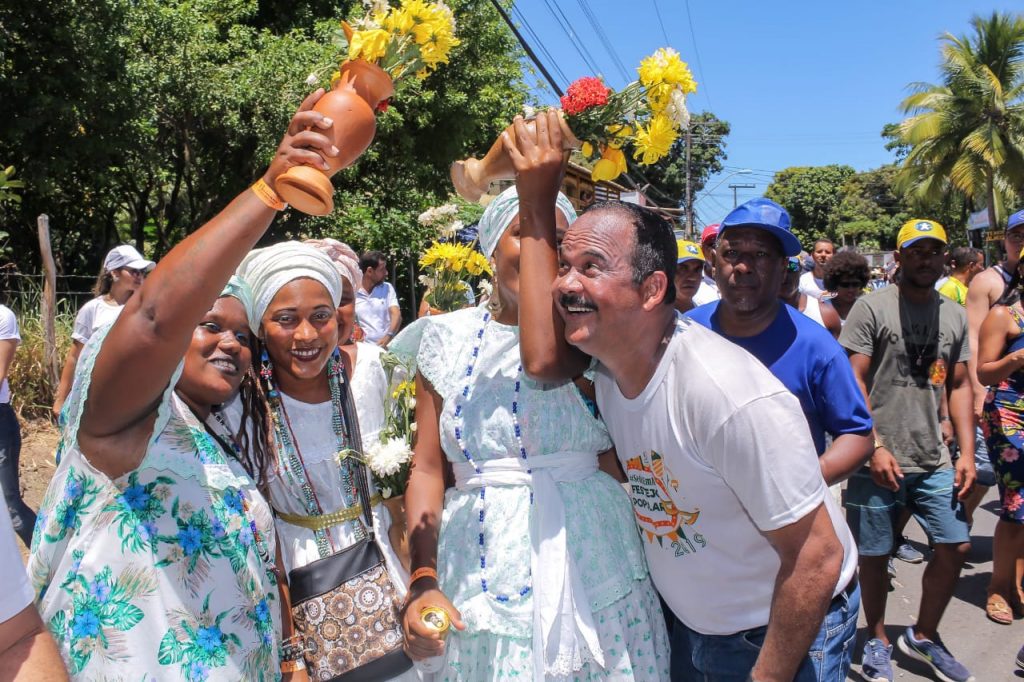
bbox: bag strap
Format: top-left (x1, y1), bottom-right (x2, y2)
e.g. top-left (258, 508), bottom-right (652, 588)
top-left (338, 360), bottom-right (376, 534)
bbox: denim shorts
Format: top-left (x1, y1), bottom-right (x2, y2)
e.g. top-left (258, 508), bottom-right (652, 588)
top-left (670, 581), bottom-right (860, 681)
top-left (844, 468), bottom-right (970, 557)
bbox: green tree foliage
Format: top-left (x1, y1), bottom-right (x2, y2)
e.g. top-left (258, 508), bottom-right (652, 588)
top-left (764, 165), bottom-right (855, 248)
top-left (0, 0), bottom-right (526, 289)
top-left (629, 111), bottom-right (730, 208)
top-left (894, 11), bottom-right (1024, 232)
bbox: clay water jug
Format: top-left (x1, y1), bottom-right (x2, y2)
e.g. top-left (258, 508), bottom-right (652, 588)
top-left (276, 59), bottom-right (395, 216)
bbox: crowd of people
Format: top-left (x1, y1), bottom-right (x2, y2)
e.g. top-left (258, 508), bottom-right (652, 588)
top-left (3, 100), bottom-right (1024, 682)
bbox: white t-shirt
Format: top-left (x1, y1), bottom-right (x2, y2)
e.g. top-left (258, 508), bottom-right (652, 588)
top-left (595, 315), bottom-right (857, 636)
top-left (798, 271), bottom-right (826, 300)
top-left (0, 305), bottom-right (20, 404)
top-left (72, 297), bottom-right (123, 344)
top-left (0, 483), bottom-right (33, 621)
top-left (356, 282), bottom-right (399, 344)
top-left (691, 275), bottom-right (720, 306)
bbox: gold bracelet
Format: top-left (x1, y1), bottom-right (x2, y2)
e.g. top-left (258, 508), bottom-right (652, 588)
top-left (251, 177), bottom-right (286, 211)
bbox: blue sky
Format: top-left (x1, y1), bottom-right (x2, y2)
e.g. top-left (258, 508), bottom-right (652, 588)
top-left (510, 0), bottom-right (1021, 226)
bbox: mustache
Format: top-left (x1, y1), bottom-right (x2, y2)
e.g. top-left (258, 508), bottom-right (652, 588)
top-left (559, 294), bottom-right (598, 311)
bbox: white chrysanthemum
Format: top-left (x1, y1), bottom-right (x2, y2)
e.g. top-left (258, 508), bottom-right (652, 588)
top-left (365, 437), bottom-right (413, 477)
top-left (665, 88), bottom-right (690, 128)
top-left (418, 203), bottom-right (459, 226)
top-left (305, 73), bottom-right (318, 86)
top-left (418, 274), bottom-right (437, 288)
top-left (439, 219), bottom-right (463, 239)
top-left (523, 104), bottom-right (536, 119)
top-left (477, 279), bottom-right (493, 297)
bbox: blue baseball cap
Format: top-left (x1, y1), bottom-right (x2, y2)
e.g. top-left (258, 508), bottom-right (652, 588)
top-left (1009, 208), bottom-right (1024, 231)
top-left (719, 197), bottom-right (801, 257)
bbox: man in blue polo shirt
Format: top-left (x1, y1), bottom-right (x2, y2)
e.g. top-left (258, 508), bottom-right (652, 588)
top-left (686, 198), bottom-right (874, 483)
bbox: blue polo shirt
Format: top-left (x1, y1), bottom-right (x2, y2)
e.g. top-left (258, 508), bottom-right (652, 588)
top-left (686, 301), bottom-right (872, 454)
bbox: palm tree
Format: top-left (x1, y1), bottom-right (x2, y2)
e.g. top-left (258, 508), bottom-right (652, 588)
top-left (895, 12), bottom-right (1024, 232)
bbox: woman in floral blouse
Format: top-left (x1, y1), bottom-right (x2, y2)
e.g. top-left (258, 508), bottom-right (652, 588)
top-left (27, 91), bottom-right (336, 680)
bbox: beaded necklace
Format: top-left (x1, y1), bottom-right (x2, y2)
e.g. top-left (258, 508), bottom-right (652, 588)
top-left (262, 347), bottom-right (361, 557)
top-left (452, 311), bottom-right (532, 603)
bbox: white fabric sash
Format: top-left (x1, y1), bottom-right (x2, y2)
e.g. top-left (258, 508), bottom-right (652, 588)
top-left (453, 452), bottom-right (605, 678)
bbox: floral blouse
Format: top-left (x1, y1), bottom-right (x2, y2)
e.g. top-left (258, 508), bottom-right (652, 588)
top-left (28, 326), bottom-right (280, 680)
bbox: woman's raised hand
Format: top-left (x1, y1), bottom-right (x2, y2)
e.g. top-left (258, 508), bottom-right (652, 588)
top-left (502, 109), bottom-right (567, 215)
top-left (401, 586), bottom-right (465, 661)
top-left (264, 89), bottom-right (340, 188)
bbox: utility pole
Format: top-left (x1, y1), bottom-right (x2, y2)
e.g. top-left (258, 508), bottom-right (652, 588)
top-left (729, 183), bottom-right (756, 207)
top-left (684, 127), bottom-right (693, 237)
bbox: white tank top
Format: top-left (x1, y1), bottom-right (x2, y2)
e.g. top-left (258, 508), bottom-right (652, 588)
top-left (801, 294), bottom-right (826, 327)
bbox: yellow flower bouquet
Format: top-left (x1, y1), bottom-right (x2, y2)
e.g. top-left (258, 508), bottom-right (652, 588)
top-left (418, 241), bottom-right (492, 312)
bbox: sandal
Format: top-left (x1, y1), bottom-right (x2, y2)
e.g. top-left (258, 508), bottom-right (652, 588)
top-left (986, 595), bottom-right (1014, 625)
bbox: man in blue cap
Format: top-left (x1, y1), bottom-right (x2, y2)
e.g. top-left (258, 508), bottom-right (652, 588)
top-left (509, 117), bottom-right (861, 680)
top-left (686, 197), bottom-right (873, 489)
top-left (841, 219), bottom-right (976, 682)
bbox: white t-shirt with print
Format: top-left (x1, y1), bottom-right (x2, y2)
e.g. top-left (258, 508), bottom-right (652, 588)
top-left (0, 484), bottom-right (32, 621)
top-left (799, 271), bottom-right (826, 300)
top-left (0, 305), bottom-right (20, 404)
top-left (72, 297), bottom-right (123, 344)
top-left (595, 315), bottom-right (857, 636)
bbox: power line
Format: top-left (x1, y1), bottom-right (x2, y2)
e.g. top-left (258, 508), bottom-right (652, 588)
top-left (488, 0), bottom-right (564, 96)
top-left (541, 0), bottom-right (602, 78)
top-left (683, 0), bottom-right (712, 110)
top-left (574, 0), bottom-right (631, 85)
top-left (651, 0), bottom-right (671, 45)
top-left (510, 4), bottom-right (570, 86)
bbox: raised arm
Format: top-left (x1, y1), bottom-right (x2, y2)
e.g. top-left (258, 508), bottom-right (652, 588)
top-left (977, 305), bottom-right (1022, 386)
top-left (506, 111), bottom-right (589, 381)
top-left (80, 91), bottom-right (336, 449)
top-left (966, 271), bottom-right (998, 419)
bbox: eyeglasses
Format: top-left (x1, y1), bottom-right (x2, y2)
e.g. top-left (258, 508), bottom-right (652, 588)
top-left (785, 261), bottom-right (801, 273)
top-left (123, 268), bottom-right (148, 279)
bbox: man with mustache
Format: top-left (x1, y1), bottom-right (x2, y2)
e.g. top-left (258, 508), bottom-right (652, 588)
top-left (685, 198), bottom-right (873, 491)
top-left (840, 220), bottom-right (976, 682)
top-left (509, 111), bottom-right (858, 682)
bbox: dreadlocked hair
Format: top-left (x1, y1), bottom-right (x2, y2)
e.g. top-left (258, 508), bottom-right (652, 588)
top-left (220, 340), bottom-right (274, 497)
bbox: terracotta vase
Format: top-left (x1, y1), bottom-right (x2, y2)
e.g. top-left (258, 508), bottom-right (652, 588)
top-left (382, 494), bottom-right (411, 574)
top-left (276, 59), bottom-right (395, 216)
top-left (450, 116), bottom-right (582, 202)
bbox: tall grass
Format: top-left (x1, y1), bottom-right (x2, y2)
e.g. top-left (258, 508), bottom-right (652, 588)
top-left (7, 287), bottom-right (75, 420)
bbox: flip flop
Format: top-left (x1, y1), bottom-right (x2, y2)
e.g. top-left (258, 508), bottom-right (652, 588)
top-left (986, 595), bottom-right (1014, 625)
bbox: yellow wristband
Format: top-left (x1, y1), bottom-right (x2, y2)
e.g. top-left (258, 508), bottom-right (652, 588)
top-left (252, 178), bottom-right (286, 211)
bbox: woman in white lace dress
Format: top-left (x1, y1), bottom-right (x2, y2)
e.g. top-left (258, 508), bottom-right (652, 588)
top-left (399, 184), bottom-right (671, 681)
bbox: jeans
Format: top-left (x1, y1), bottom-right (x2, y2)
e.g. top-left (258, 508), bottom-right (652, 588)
top-left (0, 403), bottom-right (35, 546)
top-left (670, 581), bottom-right (860, 681)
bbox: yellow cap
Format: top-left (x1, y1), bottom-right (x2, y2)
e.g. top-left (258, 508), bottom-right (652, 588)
top-left (676, 239), bottom-right (705, 263)
top-left (897, 219), bottom-right (947, 248)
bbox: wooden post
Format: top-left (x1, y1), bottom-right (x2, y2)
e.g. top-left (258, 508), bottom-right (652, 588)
top-left (37, 215), bottom-right (60, 389)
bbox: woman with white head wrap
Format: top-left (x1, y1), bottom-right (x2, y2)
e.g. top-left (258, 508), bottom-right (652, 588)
top-left (399, 181), bottom-right (670, 679)
top-left (29, 94), bottom-right (336, 679)
top-left (305, 238), bottom-right (393, 482)
top-left (233, 241), bottom-right (415, 680)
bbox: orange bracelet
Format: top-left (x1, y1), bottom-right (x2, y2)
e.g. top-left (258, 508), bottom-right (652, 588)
top-left (409, 567), bottom-right (438, 587)
top-left (251, 178), bottom-right (286, 211)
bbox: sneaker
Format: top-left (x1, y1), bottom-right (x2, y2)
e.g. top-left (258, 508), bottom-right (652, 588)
top-left (894, 537), bottom-right (925, 563)
top-left (861, 638), bottom-right (893, 682)
top-left (1017, 643), bottom-right (1024, 670)
top-left (897, 627), bottom-right (974, 682)
top-left (887, 557), bottom-right (897, 578)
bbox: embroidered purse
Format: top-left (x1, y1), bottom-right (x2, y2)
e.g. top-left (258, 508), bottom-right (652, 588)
top-left (287, 369), bottom-right (412, 681)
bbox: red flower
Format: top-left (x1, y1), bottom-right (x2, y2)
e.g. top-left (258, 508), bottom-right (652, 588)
top-left (560, 77), bottom-right (610, 116)
top-left (376, 99), bottom-right (390, 114)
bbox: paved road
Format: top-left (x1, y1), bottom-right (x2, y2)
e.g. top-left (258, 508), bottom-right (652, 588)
top-left (848, 487), bottom-right (1021, 681)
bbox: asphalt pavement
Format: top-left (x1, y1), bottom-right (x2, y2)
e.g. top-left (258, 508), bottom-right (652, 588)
top-left (848, 486), bottom-right (1021, 681)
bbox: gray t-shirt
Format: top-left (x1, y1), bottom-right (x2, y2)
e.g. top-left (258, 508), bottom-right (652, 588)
top-left (839, 285), bottom-right (969, 472)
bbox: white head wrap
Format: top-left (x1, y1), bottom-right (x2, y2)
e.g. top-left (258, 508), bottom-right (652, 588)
top-left (477, 186), bottom-right (577, 259)
top-left (303, 238), bottom-right (361, 292)
top-left (236, 241), bottom-right (342, 331)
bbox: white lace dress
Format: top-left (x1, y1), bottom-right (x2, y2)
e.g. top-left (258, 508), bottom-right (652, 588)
top-left (413, 306), bottom-right (670, 681)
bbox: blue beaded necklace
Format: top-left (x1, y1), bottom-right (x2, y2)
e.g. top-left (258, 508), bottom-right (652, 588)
top-left (262, 346), bottom-right (361, 557)
top-left (453, 311), bottom-right (533, 603)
